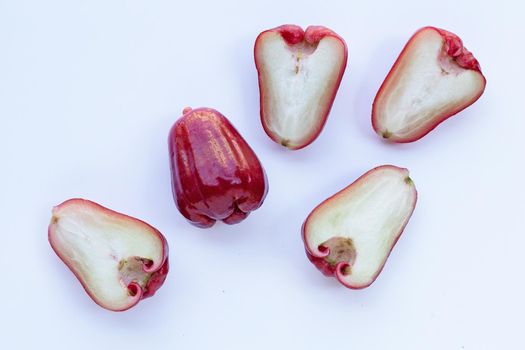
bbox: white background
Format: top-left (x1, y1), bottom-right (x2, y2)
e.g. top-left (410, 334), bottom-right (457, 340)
top-left (1, 0), bottom-right (524, 349)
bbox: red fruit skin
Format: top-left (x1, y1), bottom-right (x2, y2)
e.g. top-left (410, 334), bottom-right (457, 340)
top-left (48, 198), bottom-right (169, 312)
top-left (435, 27), bottom-right (482, 71)
top-left (168, 107), bottom-right (268, 228)
top-left (254, 25), bottom-right (348, 150)
top-left (301, 165), bottom-right (418, 289)
top-left (372, 26), bottom-right (487, 143)
top-left (140, 242), bottom-right (169, 299)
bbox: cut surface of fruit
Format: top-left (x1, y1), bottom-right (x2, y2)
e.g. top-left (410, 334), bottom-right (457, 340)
top-left (302, 165), bottom-right (417, 289)
top-left (48, 199), bottom-right (169, 311)
top-left (372, 26), bottom-right (486, 142)
top-left (255, 25), bottom-right (347, 149)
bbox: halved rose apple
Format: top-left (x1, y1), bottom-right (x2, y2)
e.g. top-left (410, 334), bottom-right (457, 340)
top-left (255, 25), bottom-right (348, 149)
top-left (48, 199), bottom-right (169, 311)
top-left (372, 26), bottom-right (486, 142)
top-left (302, 165), bottom-right (417, 289)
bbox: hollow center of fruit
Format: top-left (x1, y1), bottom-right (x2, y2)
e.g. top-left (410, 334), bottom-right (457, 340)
top-left (319, 237), bottom-right (356, 275)
top-left (289, 43), bottom-right (318, 75)
top-left (438, 46), bottom-right (463, 76)
top-left (118, 257), bottom-right (153, 296)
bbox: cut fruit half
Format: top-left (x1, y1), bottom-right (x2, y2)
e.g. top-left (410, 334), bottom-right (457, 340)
top-left (48, 199), bottom-right (169, 311)
top-left (255, 25), bottom-right (348, 149)
top-left (302, 165), bottom-right (417, 289)
top-left (372, 26), bottom-right (486, 142)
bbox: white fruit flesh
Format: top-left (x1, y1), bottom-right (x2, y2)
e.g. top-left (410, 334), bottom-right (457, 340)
top-left (49, 200), bottom-right (164, 310)
top-left (305, 166), bottom-right (417, 288)
top-left (256, 32), bottom-right (345, 148)
top-left (374, 29), bottom-right (485, 140)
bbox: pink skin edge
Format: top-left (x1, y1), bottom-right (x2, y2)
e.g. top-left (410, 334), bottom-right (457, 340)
top-left (301, 165), bottom-right (418, 289)
top-left (371, 26), bottom-right (487, 143)
top-left (48, 198), bottom-right (169, 312)
top-left (254, 24), bottom-right (348, 150)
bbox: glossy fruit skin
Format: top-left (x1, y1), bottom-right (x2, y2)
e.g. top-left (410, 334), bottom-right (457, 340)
top-left (48, 198), bottom-right (169, 311)
top-left (254, 25), bottom-right (348, 150)
top-left (168, 107), bottom-right (268, 228)
top-left (372, 26), bottom-right (486, 143)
